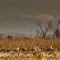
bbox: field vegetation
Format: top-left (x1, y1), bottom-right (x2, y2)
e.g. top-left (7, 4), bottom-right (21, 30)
top-left (0, 37), bottom-right (60, 60)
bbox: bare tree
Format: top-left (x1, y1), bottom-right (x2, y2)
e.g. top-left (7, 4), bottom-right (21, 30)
top-left (35, 30), bottom-right (40, 37)
top-left (36, 20), bottom-right (52, 38)
top-left (53, 16), bottom-right (60, 37)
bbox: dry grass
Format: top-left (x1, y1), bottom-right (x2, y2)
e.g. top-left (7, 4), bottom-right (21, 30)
top-left (0, 37), bottom-right (60, 50)
top-left (0, 37), bottom-right (60, 60)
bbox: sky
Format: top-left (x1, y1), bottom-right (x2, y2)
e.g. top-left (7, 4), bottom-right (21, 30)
top-left (0, 0), bottom-right (60, 36)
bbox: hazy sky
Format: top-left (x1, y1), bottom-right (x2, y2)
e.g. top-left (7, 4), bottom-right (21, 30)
top-left (0, 0), bottom-right (60, 35)
top-left (0, 16), bottom-right (37, 36)
top-left (0, 0), bottom-right (60, 16)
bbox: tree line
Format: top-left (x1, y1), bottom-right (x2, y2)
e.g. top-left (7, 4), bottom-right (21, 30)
top-left (36, 16), bottom-right (60, 38)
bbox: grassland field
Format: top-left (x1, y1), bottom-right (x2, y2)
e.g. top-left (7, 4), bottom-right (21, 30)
top-left (0, 37), bottom-right (60, 60)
